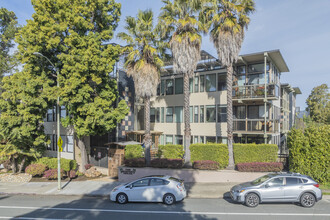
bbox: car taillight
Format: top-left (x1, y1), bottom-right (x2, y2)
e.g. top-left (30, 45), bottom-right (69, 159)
top-left (313, 184), bottom-right (319, 188)
top-left (177, 184), bottom-right (182, 191)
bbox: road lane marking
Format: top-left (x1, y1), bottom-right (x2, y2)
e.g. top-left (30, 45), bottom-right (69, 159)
top-left (0, 217), bottom-right (69, 220)
top-left (0, 205), bottom-right (329, 217)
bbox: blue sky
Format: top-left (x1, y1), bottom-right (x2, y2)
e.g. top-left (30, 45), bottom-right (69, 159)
top-left (1, 0), bottom-right (330, 109)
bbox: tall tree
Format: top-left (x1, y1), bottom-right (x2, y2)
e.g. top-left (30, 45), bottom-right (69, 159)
top-left (117, 10), bottom-right (167, 166)
top-left (0, 71), bottom-right (48, 173)
top-left (202, 0), bottom-right (255, 169)
top-left (306, 84), bottom-right (330, 124)
top-left (0, 8), bottom-right (19, 78)
top-left (158, 0), bottom-right (203, 166)
top-left (15, 0), bottom-right (128, 172)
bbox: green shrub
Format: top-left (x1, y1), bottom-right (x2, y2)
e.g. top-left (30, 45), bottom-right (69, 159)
top-left (150, 158), bottom-right (183, 169)
top-left (233, 144), bottom-right (278, 164)
top-left (157, 145), bottom-right (184, 159)
top-left (193, 160), bottom-right (220, 170)
top-left (36, 157), bottom-right (77, 172)
top-left (125, 145), bottom-right (144, 159)
top-left (190, 143), bottom-right (228, 169)
top-left (237, 162), bottom-right (283, 172)
top-left (288, 126), bottom-right (330, 183)
top-left (124, 158), bottom-right (145, 167)
top-left (25, 164), bottom-right (47, 177)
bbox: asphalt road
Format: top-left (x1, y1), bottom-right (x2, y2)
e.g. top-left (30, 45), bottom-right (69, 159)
top-left (0, 195), bottom-right (329, 220)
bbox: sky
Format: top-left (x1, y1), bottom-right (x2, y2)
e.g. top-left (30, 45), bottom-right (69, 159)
top-left (1, 0), bottom-right (330, 110)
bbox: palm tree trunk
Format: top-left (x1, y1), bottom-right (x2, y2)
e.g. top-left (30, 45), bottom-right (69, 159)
top-left (227, 65), bottom-right (235, 169)
top-left (18, 156), bottom-right (26, 173)
top-left (77, 136), bottom-right (88, 172)
top-left (144, 96), bottom-right (151, 166)
top-left (183, 73), bottom-right (191, 166)
top-left (11, 157), bottom-right (17, 174)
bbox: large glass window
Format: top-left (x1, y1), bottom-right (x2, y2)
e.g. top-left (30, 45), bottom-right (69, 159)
top-left (200, 106), bottom-right (204, 122)
top-left (200, 75), bottom-right (205, 92)
top-left (237, 75), bottom-right (246, 86)
top-left (234, 106), bottom-right (246, 119)
top-left (194, 136), bottom-right (198, 143)
top-left (248, 63), bottom-right (269, 73)
top-left (60, 106), bottom-right (67, 118)
top-left (160, 80), bottom-right (165, 95)
top-left (217, 105), bottom-right (227, 122)
top-left (194, 76), bottom-right (199, 92)
top-left (200, 136), bottom-right (205, 143)
top-left (206, 105), bottom-right (216, 122)
top-left (194, 106), bottom-right (199, 123)
top-left (166, 79), bottom-right (174, 95)
top-left (206, 136), bottom-right (216, 143)
top-left (189, 78), bottom-right (193, 93)
top-left (175, 135), bottom-right (183, 145)
top-left (46, 107), bottom-right (56, 122)
top-left (166, 135), bottom-right (173, 144)
top-left (248, 106), bottom-right (259, 119)
top-left (174, 106), bottom-right (183, 123)
top-left (155, 107), bottom-right (160, 123)
top-left (237, 66), bottom-right (246, 74)
top-left (150, 108), bottom-right (156, 123)
top-left (206, 74), bottom-right (216, 92)
top-left (161, 107), bottom-right (164, 123)
top-left (166, 107), bottom-right (173, 123)
top-left (218, 74), bottom-right (226, 91)
top-left (175, 78), bottom-right (183, 94)
top-left (190, 106), bottom-right (193, 123)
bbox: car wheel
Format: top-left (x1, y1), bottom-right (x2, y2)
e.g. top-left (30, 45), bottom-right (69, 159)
top-left (300, 193), bottom-right (316, 208)
top-left (163, 193), bottom-right (175, 205)
top-left (116, 193), bottom-right (128, 204)
top-left (245, 193), bottom-right (259, 208)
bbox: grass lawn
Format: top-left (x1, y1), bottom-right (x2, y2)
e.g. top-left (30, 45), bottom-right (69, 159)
top-left (320, 183), bottom-right (330, 195)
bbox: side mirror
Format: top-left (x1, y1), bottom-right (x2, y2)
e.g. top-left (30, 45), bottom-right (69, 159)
top-left (130, 185), bottom-right (133, 189)
top-left (265, 183), bottom-right (270, 188)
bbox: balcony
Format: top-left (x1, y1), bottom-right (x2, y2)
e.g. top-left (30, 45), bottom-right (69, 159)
top-left (233, 119), bottom-right (275, 133)
top-left (233, 84), bottom-right (279, 100)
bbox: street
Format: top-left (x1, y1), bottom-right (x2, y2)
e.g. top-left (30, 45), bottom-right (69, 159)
top-left (0, 195), bottom-right (329, 220)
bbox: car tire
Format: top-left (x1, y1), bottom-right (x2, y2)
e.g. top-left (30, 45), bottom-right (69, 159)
top-left (300, 193), bottom-right (316, 208)
top-left (163, 193), bottom-right (176, 205)
top-left (245, 193), bottom-right (260, 208)
top-left (116, 193), bottom-right (128, 204)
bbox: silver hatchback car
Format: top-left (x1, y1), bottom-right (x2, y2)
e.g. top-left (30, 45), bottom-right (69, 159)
top-left (231, 172), bottom-right (322, 207)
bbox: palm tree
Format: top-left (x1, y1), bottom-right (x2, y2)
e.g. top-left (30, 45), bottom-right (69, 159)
top-left (117, 10), bottom-right (166, 166)
top-left (158, 0), bottom-right (203, 166)
top-left (202, 0), bottom-right (255, 169)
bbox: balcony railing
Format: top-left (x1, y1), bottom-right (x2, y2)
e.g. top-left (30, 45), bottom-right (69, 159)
top-left (233, 119), bottom-right (274, 132)
top-left (233, 84), bottom-right (279, 99)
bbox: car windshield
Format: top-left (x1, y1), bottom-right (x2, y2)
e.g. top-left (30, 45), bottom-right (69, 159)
top-left (251, 175), bottom-right (272, 185)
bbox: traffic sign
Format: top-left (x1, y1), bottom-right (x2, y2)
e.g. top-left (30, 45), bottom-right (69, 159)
top-left (58, 136), bottom-right (63, 152)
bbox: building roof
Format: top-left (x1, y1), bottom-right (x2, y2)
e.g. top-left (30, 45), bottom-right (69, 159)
top-left (237, 50), bottom-right (290, 73)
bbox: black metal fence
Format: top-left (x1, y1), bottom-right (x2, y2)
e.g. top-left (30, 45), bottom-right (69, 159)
top-left (89, 147), bottom-right (109, 168)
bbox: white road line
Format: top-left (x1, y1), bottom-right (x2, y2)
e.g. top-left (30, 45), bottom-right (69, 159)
top-left (0, 205), bottom-right (329, 217)
top-left (0, 217), bottom-right (69, 220)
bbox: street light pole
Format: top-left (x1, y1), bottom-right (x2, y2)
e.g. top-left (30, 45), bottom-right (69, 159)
top-left (33, 52), bottom-right (61, 191)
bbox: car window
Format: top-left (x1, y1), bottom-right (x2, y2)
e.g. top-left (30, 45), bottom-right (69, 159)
top-left (150, 178), bottom-right (165, 186)
top-left (252, 175), bottom-right (272, 185)
top-left (267, 177), bottom-right (284, 187)
top-left (286, 177), bottom-right (299, 185)
top-left (132, 179), bottom-right (149, 187)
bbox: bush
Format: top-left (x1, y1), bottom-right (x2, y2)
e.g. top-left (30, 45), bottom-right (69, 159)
top-left (25, 164), bottom-right (47, 177)
top-left (124, 158), bottom-right (145, 167)
top-left (157, 145), bottom-right (184, 159)
top-left (190, 143), bottom-right (228, 169)
top-left (193, 160), bottom-right (220, 170)
top-left (150, 158), bottom-right (183, 169)
top-left (69, 170), bottom-right (77, 179)
top-left (36, 157), bottom-right (77, 172)
top-left (237, 162), bottom-right (283, 172)
top-left (85, 164), bottom-right (93, 170)
top-left (288, 126), bottom-right (330, 183)
top-left (125, 145), bottom-right (144, 159)
top-left (43, 169), bottom-right (64, 180)
top-left (233, 144), bottom-right (278, 164)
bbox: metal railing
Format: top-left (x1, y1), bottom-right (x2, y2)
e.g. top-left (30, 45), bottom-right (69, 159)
top-left (233, 84), bottom-right (279, 99)
top-left (233, 119), bottom-right (274, 132)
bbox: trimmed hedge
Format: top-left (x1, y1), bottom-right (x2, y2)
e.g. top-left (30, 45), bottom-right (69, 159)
top-left (36, 157), bottom-right (77, 172)
top-left (193, 160), bottom-right (220, 170)
top-left (233, 144), bottom-right (278, 165)
top-left (125, 145), bottom-right (144, 159)
top-left (150, 158), bottom-right (183, 169)
top-left (190, 143), bottom-right (228, 169)
top-left (25, 164), bottom-right (47, 177)
top-left (157, 144), bottom-right (184, 159)
top-left (237, 162), bottom-right (283, 172)
top-left (288, 126), bottom-right (330, 183)
top-left (124, 158), bottom-right (145, 167)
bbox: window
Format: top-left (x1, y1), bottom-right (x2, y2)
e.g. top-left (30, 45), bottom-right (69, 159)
top-left (175, 78), bottom-right (183, 94)
top-left (194, 136), bottom-right (198, 143)
top-left (166, 135), bottom-right (173, 144)
top-left (161, 107), bottom-right (164, 123)
top-left (60, 106), bottom-right (67, 118)
top-left (217, 105), bottom-right (227, 122)
top-left (194, 106), bottom-right (199, 123)
top-left (248, 63), bottom-right (269, 73)
top-left (206, 74), bottom-right (216, 92)
top-left (200, 75), bottom-right (205, 92)
top-left (174, 106), bottom-right (183, 123)
top-left (160, 135), bottom-right (164, 145)
top-left (248, 106), bottom-right (259, 119)
top-left (218, 74), bottom-right (226, 91)
top-left (133, 179), bottom-right (149, 187)
top-left (166, 79), bottom-right (173, 95)
top-left (150, 108), bottom-right (156, 123)
top-left (150, 178), bottom-right (166, 186)
top-left (155, 108), bottom-right (160, 123)
top-left (200, 136), bottom-right (205, 143)
top-left (160, 80), bottom-right (165, 95)
top-left (237, 66), bottom-right (246, 74)
top-left (175, 135), bottom-right (183, 145)
top-left (190, 106), bottom-right (193, 123)
top-left (286, 177), bottom-right (299, 185)
top-left (237, 75), bottom-right (246, 86)
top-left (67, 136), bottom-right (74, 153)
top-left (206, 105), bottom-right (216, 122)
top-left (166, 107), bottom-right (173, 123)
top-left (189, 78), bottom-right (193, 93)
top-left (200, 106), bottom-right (204, 123)
top-left (234, 106), bottom-right (246, 119)
top-left (46, 108), bottom-right (55, 122)
top-left (206, 136), bottom-right (216, 143)
top-left (267, 177), bottom-right (284, 187)
top-left (194, 76), bottom-right (199, 92)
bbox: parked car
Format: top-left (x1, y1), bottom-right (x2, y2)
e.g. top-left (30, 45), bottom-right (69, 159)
top-left (230, 172), bottom-right (322, 208)
top-left (110, 175), bottom-right (186, 205)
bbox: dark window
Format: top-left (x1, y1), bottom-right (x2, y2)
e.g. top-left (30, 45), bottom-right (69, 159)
top-left (175, 78), bottom-right (183, 94)
top-left (200, 106), bottom-right (204, 122)
top-left (175, 135), bottom-right (183, 145)
top-left (189, 78), bottom-right (193, 93)
top-left (286, 177), bottom-right (299, 185)
top-left (267, 177), bottom-right (284, 187)
top-left (206, 106), bottom-right (216, 122)
top-left (60, 106), bottom-right (67, 118)
top-left (218, 74), bottom-right (226, 91)
top-left (301, 179), bottom-right (308, 183)
top-left (200, 75), bottom-right (205, 92)
top-left (166, 107), bottom-right (173, 123)
top-left (166, 79), bottom-right (173, 95)
top-left (150, 108), bottom-right (156, 123)
top-left (217, 105), bottom-right (227, 122)
top-left (206, 136), bottom-right (216, 143)
top-left (150, 178), bottom-right (166, 186)
top-left (133, 179), bottom-right (149, 187)
top-left (194, 106), bottom-right (199, 123)
top-left (194, 76), bottom-right (199, 92)
top-left (206, 74), bottom-right (216, 92)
